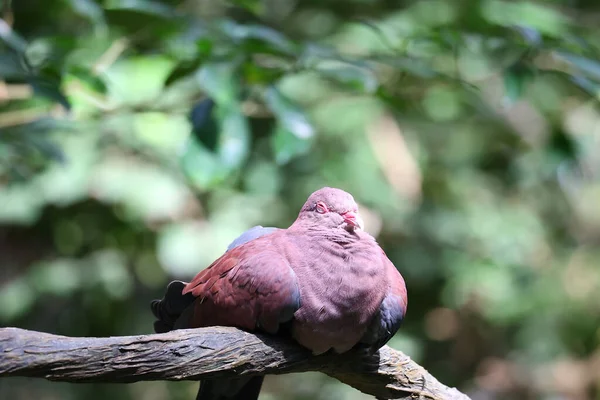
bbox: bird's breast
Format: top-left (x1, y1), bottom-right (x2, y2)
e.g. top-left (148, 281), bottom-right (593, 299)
top-left (285, 238), bottom-right (388, 354)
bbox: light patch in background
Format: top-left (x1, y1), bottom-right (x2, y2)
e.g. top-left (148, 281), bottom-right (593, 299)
top-left (0, 278), bottom-right (34, 322)
top-left (424, 307), bottom-right (459, 341)
top-left (423, 86), bottom-right (463, 121)
top-left (387, 333), bottom-right (424, 363)
top-left (128, 381), bottom-right (170, 400)
top-left (157, 221), bottom-right (216, 277)
top-left (366, 114), bottom-right (422, 204)
top-left (91, 158), bottom-right (197, 223)
top-left (475, 357), bottom-right (516, 392)
top-left (357, 202), bottom-right (382, 238)
top-left (102, 56), bottom-right (176, 107)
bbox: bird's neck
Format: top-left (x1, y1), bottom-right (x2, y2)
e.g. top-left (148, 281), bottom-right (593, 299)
top-left (289, 219), bottom-right (359, 246)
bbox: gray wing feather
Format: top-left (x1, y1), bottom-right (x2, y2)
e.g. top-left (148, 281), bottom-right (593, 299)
top-left (360, 293), bottom-right (405, 352)
top-left (226, 226), bottom-right (279, 251)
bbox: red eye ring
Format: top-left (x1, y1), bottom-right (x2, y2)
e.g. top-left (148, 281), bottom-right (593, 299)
top-left (316, 202), bottom-right (328, 214)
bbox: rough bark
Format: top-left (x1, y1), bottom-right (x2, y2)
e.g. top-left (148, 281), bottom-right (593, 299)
top-left (0, 327), bottom-right (469, 400)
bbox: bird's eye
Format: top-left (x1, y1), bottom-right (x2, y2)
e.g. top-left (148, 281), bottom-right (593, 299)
top-left (316, 202), bottom-right (328, 214)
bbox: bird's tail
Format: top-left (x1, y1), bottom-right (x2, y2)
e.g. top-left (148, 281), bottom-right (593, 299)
top-left (150, 280), bottom-right (196, 333)
top-left (151, 283), bottom-right (264, 400)
top-left (196, 377), bottom-right (264, 400)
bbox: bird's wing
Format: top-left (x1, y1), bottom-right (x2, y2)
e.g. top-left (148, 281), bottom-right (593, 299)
top-left (361, 251), bottom-right (407, 352)
top-left (151, 226), bottom-right (285, 333)
top-left (182, 233), bottom-right (301, 334)
top-left (226, 226), bottom-right (279, 251)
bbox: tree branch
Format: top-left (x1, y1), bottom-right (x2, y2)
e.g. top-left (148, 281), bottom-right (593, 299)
top-left (0, 327), bottom-right (469, 400)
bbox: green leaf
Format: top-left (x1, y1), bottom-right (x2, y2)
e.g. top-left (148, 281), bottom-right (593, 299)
top-left (104, 0), bottom-right (178, 17)
top-left (373, 55), bottom-right (439, 78)
top-left (0, 19), bottom-right (28, 53)
top-left (24, 38), bottom-right (54, 69)
top-left (68, 65), bottom-right (108, 94)
top-left (227, 0), bottom-right (263, 15)
top-left (195, 62), bottom-right (250, 169)
top-left (350, 18), bottom-right (399, 53)
top-left (219, 20), bottom-right (296, 55)
top-left (103, 56), bottom-right (176, 106)
top-left (5, 117), bottom-right (73, 139)
top-left (196, 62), bottom-right (239, 106)
top-left (180, 136), bottom-right (228, 190)
top-left (132, 112), bottom-right (191, 155)
top-left (549, 129), bottom-right (578, 161)
top-left (197, 38), bottom-right (214, 57)
top-left (69, 0), bottom-right (107, 30)
top-left (511, 25), bottom-right (542, 46)
top-left (481, 0), bottom-right (568, 37)
top-left (569, 75), bottom-right (600, 99)
top-left (31, 79), bottom-right (72, 111)
top-left (216, 105), bottom-right (250, 169)
top-left (242, 61), bottom-right (287, 85)
top-left (104, 0), bottom-right (181, 35)
top-left (316, 62), bottom-right (378, 93)
top-left (503, 64), bottom-right (533, 105)
top-left (180, 104), bottom-right (250, 188)
top-left (0, 52), bottom-right (30, 79)
top-left (271, 125), bottom-right (313, 164)
top-left (165, 61), bottom-right (203, 86)
top-left (27, 133), bottom-right (67, 163)
top-left (190, 98), bottom-right (219, 151)
top-left (265, 86), bottom-right (314, 140)
top-left (554, 51), bottom-right (600, 81)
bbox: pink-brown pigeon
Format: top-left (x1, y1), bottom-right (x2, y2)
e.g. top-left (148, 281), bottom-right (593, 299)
top-left (151, 187), bottom-right (407, 400)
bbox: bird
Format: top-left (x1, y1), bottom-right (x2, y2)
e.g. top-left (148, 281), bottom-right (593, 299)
top-left (151, 187), bottom-right (407, 400)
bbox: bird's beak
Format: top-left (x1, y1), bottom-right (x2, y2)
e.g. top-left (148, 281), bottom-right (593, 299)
top-left (342, 211), bottom-right (364, 230)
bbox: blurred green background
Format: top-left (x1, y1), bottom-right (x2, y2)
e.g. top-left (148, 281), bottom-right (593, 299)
top-left (1, 0), bottom-right (600, 399)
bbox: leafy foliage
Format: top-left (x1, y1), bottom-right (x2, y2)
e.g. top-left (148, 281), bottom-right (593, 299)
top-left (2, 1), bottom-right (600, 399)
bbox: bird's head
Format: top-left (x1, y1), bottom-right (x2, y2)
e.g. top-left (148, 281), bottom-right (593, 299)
top-left (298, 187), bottom-right (364, 232)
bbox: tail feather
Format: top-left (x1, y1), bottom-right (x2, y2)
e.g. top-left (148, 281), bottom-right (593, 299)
top-left (196, 377), bottom-right (264, 400)
top-left (152, 282), bottom-right (264, 400)
top-left (151, 280), bottom-right (196, 333)
top-left (152, 281), bottom-right (265, 400)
